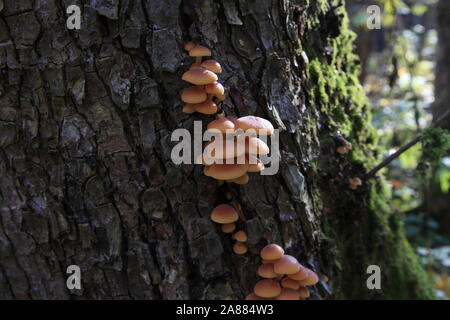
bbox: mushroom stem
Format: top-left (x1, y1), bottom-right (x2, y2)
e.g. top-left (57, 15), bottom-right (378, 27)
top-left (195, 56), bottom-right (202, 64)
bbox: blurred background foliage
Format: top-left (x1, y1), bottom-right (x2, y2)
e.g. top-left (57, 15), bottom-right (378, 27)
top-left (346, 0), bottom-right (450, 299)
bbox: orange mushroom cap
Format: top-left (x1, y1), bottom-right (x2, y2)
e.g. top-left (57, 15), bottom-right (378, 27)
top-left (207, 117), bottom-right (236, 134)
top-left (297, 269), bottom-right (319, 286)
top-left (235, 116), bottom-right (274, 135)
top-left (288, 267), bottom-right (309, 281)
top-left (232, 230), bottom-right (247, 242)
top-left (273, 255), bottom-right (301, 275)
top-left (205, 163), bottom-right (248, 180)
top-left (233, 242), bottom-right (248, 255)
top-left (201, 60), bottom-right (222, 73)
top-left (205, 82), bottom-right (225, 96)
top-left (184, 41), bottom-right (196, 51)
top-left (246, 155), bottom-right (265, 172)
top-left (257, 263), bottom-right (278, 279)
top-left (245, 293), bottom-right (271, 300)
top-left (246, 137), bottom-right (270, 155)
top-left (192, 100), bottom-right (218, 115)
top-left (182, 67), bottom-right (218, 85)
top-left (281, 277), bottom-right (301, 290)
top-left (221, 223), bottom-right (236, 233)
top-left (298, 286), bottom-right (310, 298)
top-left (189, 45), bottom-right (212, 57)
top-left (275, 288), bottom-right (300, 300)
top-left (260, 244), bottom-right (285, 261)
top-left (181, 86), bottom-right (207, 104)
top-left (210, 204), bottom-right (239, 224)
top-left (204, 138), bottom-right (246, 160)
top-left (182, 104), bottom-right (196, 114)
top-left (228, 173), bottom-right (249, 185)
top-left (254, 279), bottom-right (282, 298)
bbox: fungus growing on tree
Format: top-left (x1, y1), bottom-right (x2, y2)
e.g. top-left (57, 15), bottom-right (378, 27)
top-left (257, 264), bottom-right (278, 279)
top-left (260, 244), bottom-right (284, 261)
top-left (181, 86), bottom-right (207, 104)
top-left (246, 244), bottom-right (320, 300)
top-left (210, 204), bottom-right (239, 224)
top-left (201, 60), bottom-right (222, 74)
top-left (254, 279), bottom-right (282, 298)
top-left (233, 242), bottom-right (248, 255)
top-left (234, 116), bottom-right (275, 135)
top-left (232, 230), bottom-right (247, 242)
top-left (273, 255), bottom-right (301, 275)
top-left (182, 68), bottom-right (218, 85)
top-left (189, 45), bottom-right (212, 64)
top-left (275, 288), bottom-right (300, 300)
top-left (349, 177), bottom-right (363, 190)
top-left (221, 223), bottom-right (236, 233)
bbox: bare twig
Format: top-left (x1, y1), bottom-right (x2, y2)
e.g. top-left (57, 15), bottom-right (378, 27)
top-left (366, 107), bottom-right (450, 179)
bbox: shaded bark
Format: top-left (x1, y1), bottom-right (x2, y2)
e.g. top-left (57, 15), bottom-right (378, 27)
top-left (428, 0), bottom-right (450, 237)
top-left (0, 0), bottom-right (433, 300)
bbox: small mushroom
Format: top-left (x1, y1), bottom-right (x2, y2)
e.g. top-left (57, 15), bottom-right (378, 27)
top-left (288, 267), bottom-right (309, 281)
top-left (246, 137), bottom-right (270, 155)
top-left (204, 163), bottom-right (248, 180)
top-left (189, 45), bottom-right (212, 64)
top-left (245, 293), bottom-right (271, 300)
top-left (254, 279), bottom-right (282, 298)
top-left (207, 117), bottom-right (236, 134)
top-left (273, 255), bottom-right (301, 275)
top-left (227, 174), bottom-right (249, 185)
top-left (298, 287), bottom-right (310, 298)
top-left (181, 86), bottom-right (207, 104)
top-left (201, 60), bottom-right (222, 74)
top-left (182, 67), bottom-right (218, 85)
top-left (192, 100), bottom-right (218, 115)
top-left (235, 116), bottom-right (274, 135)
top-left (204, 138), bottom-right (246, 160)
top-left (246, 155), bottom-right (265, 172)
top-left (275, 288), bottom-right (300, 300)
top-left (260, 244), bottom-right (284, 261)
top-left (297, 269), bottom-right (319, 286)
top-left (257, 264), bottom-right (278, 279)
top-left (205, 82), bottom-right (225, 98)
top-left (233, 242), bottom-right (248, 255)
top-left (210, 204), bottom-right (239, 224)
top-left (182, 104), bottom-right (196, 114)
top-left (281, 277), bottom-right (301, 290)
top-left (184, 41), bottom-right (196, 51)
top-left (349, 177), bottom-right (363, 190)
top-left (221, 223), bottom-right (236, 233)
top-left (232, 230), bottom-right (247, 242)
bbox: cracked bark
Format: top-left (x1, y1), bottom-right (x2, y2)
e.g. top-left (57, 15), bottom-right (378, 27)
top-left (0, 0), bottom-right (432, 300)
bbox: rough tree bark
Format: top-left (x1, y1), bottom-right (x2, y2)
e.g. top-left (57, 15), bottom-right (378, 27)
top-left (0, 0), bottom-right (433, 300)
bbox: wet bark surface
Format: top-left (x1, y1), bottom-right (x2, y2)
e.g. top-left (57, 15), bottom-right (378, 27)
top-left (0, 0), bottom-right (431, 300)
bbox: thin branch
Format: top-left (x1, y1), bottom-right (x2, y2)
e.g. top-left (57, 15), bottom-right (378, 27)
top-left (366, 107), bottom-right (450, 179)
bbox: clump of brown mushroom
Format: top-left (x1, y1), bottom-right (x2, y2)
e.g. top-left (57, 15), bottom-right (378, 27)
top-left (335, 135), bottom-right (353, 155)
top-left (210, 204), bottom-right (249, 255)
top-left (181, 43), bottom-right (225, 114)
top-left (348, 177), bottom-right (363, 190)
top-left (202, 115), bottom-right (274, 185)
top-left (245, 244), bottom-right (320, 300)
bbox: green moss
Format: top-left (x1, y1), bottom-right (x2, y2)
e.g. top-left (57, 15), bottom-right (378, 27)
top-left (304, 1), bottom-right (435, 299)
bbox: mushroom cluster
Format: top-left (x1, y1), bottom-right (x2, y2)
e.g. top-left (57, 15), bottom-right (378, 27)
top-left (202, 115), bottom-right (274, 185)
top-left (245, 244), bottom-right (319, 300)
top-left (181, 43), bottom-right (225, 115)
top-left (210, 204), bottom-right (249, 255)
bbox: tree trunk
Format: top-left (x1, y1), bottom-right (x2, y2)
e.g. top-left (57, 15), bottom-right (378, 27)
top-left (0, 0), bottom-right (433, 300)
top-left (428, 0), bottom-right (450, 237)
